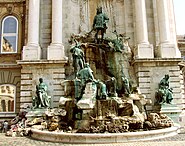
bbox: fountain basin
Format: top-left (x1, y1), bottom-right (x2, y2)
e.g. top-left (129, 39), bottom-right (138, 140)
top-left (31, 126), bottom-right (179, 143)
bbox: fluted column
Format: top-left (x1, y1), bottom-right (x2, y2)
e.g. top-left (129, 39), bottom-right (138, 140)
top-left (156, 0), bottom-right (181, 58)
top-left (47, 0), bottom-right (66, 60)
top-left (134, 0), bottom-right (153, 58)
top-left (23, 0), bottom-right (41, 60)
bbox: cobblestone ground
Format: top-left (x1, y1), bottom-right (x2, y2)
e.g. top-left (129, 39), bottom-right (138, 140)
top-left (0, 133), bottom-right (185, 146)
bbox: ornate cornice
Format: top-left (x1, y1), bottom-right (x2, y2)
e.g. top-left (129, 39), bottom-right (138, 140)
top-left (0, 0), bottom-right (25, 3)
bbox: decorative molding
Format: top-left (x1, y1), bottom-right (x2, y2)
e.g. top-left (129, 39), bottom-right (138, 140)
top-left (0, 0), bottom-right (25, 3)
top-left (0, 1), bottom-right (25, 19)
top-left (0, 70), bottom-right (21, 85)
top-left (6, 4), bottom-right (14, 14)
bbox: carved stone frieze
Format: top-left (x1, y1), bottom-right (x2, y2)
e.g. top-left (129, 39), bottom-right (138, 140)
top-left (6, 4), bottom-right (15, 14)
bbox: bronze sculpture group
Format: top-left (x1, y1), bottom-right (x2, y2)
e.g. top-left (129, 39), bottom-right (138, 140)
top-left (32, 6), bottom-right (173, 109)
top-left (25, 6), bottom-right (175, 137)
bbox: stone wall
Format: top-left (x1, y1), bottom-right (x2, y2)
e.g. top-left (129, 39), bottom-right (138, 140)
top-left (133, 59), bottom-right (183, 111)
top-left (18, 60), bottom-right (67, 110)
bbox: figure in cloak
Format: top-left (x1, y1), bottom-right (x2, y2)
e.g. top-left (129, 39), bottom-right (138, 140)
top-left (32, 78), bottom-right (50, 108)
top-left (93, 6), bottom-right (109, 43)
top-left (156, 74), bottom-right (173, 104)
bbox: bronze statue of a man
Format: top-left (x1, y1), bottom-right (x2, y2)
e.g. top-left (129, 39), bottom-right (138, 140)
top-left (93, 6), bottom-right (109, 43)
top-left (70, 40), bottom-right (85, 75)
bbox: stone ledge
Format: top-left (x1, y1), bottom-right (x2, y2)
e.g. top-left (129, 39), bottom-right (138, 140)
top-left (0, 113), bottom-right (17, 118)
top-left (0, 64), bottom-right (21, 68)
top-left (17, 59), bottom-right (68, 65)
top-left (31, 126), bottom-right (179, 143)
top-left (132, 58), bottom-right (182, 65)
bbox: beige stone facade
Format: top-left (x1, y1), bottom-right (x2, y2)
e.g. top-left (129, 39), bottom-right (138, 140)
top-left (0, 0), bottom-right (183, 119)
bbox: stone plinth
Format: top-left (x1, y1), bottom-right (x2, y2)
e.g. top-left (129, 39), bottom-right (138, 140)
top-left (47, 45), bottom-right (66, 60)
top-left (22, 45), bottom-right (41, 60)
top-left (17, 60), bottom-right (68, 110)
top-left (159, 44), bottom-right (181, 58)
top-left (136, 44), bottom-right (154, 58)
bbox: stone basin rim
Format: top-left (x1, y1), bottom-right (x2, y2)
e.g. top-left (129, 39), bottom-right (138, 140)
top-left (31, 126), bottom-right (180, 143)
top-left (31, 126), bottom-right (179, 136)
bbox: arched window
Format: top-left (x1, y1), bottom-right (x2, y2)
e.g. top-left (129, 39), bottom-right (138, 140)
top-left (0, 84), bottom-right (16, 112)
top-left (1, 16), bottom-right (18, 53)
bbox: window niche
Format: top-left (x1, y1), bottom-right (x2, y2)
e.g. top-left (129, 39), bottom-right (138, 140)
top-left (0, 84), bottom-right (15, 112)
top-left (1, 16), bottom-right (18, 54)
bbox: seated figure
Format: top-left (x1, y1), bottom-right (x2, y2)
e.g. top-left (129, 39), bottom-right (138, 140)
top-left (32, 78), bottom-right (50, 109)
top-left (156, 75), bottom-right (173, 104)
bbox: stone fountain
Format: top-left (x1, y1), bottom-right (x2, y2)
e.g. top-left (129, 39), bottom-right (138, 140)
top-left (7, 7), bottom-right (180, 143)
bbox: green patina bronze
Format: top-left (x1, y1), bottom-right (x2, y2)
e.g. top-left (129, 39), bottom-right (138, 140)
top-left (32, 78), bottom-right (50, 109)
top-left (93, 6), bottom-right (109, 43)
top-left (156, 74), bottom-right (173, 104)
top-left (70, 40), bottom-right (85, 76)
top-left (75, 63), bottom-right (95, 101)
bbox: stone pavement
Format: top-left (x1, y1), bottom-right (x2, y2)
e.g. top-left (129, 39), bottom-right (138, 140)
top-left (0, 133), bottom-right (185, 146)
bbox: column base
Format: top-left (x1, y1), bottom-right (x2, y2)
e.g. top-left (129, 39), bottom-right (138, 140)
top-left (22, 45), bottom-right (41, 60)
top-left (135, 43), bottom-right (154, 58)
top-left (47, 45), bottom-right (66, 60)
top-left (159, 43), bottom-right (181, 58)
